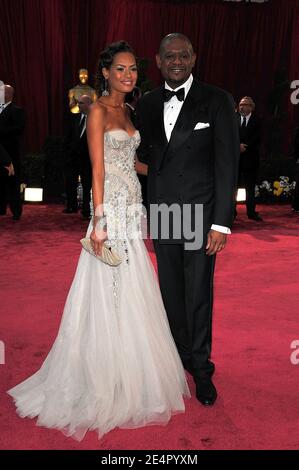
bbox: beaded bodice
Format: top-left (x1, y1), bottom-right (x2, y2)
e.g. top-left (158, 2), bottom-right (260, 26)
top-left (103, 129), bottom-right (142, 210)
top-left (90, 130), bottom-right (144, 260)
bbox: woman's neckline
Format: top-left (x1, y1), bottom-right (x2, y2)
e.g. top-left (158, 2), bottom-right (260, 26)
top-left (98, 100), bottom-right (126, 109)
top-left (104, 128), bottom-right (138, 138)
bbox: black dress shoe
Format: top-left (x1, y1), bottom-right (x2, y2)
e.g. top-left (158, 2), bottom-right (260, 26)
top-left (195, 378), bottom-right (217, 406)
top-left (62, 208), bottom-right (78, 214)
top-left (248, 213), bottom-right (263, 222)
top-left (12, 214), bottom-right (21, 220)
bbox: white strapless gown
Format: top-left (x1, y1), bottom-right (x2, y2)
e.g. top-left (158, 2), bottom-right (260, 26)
top-left (8, 130), bottom-right (190, 440)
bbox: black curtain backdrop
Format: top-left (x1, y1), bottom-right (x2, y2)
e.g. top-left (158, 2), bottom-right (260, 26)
top-left (0, 0), bottom-right (298, 152)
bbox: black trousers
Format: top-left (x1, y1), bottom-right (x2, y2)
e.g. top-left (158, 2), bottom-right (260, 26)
top-left (0, 165), bottom-right (22, 217)
top-left (153, 241), bottom-right (216, 379)
top-left (238, 168), bottom-right (257, 216)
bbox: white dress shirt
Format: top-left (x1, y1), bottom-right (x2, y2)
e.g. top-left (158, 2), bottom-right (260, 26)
top-left (163, 75), bottom-right (231, 235)
top-left (79, 114), bottom-right (87, 138)
top-left (241, 113), bottom-right (251, 127)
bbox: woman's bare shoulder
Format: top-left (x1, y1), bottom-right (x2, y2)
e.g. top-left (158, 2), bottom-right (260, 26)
top-left (89, 100), bottom-right (108, 117)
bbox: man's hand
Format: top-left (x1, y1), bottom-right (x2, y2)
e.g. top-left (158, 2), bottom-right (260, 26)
top-left (206, 230), bottom-right (227, 256)
top-left (4, 163), bottom-right (14, 176)
top-left (240, 143), bottom-right (247, 153)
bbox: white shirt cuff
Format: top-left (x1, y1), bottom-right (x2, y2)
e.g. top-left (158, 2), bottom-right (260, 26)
top-left (211, 224), bottom-right (231, 234)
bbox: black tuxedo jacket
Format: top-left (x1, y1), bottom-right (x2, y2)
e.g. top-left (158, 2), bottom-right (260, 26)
top-left (64, 114), bottom-right (89, 166)
top-left (137, 79), bottom-right (239, 237)
top-left (0, 143), bottom-right (11, 166)
top-left (239, 113), bottom-right (261, 171)
top-left (0, 103), bottom-right (25, 164)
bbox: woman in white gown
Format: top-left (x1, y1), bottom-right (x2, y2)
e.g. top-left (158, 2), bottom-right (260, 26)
top-left (8, 41), bottom-right (190, 441)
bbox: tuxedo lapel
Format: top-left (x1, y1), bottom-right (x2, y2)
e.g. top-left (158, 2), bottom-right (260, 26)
top-left (150, 88), bottom-right (169, 169)
top-left (162, 80), bottom-right (205, 167)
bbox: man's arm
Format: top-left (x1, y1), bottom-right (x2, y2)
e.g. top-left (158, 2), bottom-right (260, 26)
top-left (213, 92), bottom-right (239, 229)
top-left (245, 117), bottom-right (261, 151)
top-left (0, 107), bottom-right (25, 136)
top-left (0, 143), bottom-right (11, 166)
top-left (135, 98), bottom-right (150, 165)
top-left (206, 93), bottom-right (239, 255)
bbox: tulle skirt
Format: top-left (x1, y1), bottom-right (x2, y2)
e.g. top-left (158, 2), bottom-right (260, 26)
top-left (8, 226), bottom-right (190, 440)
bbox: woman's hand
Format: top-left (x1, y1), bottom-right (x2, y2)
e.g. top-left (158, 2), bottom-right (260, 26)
top-left (135, 156), bottom-right (148, 175)
top-left (90, 227), bottom-right (107, 256)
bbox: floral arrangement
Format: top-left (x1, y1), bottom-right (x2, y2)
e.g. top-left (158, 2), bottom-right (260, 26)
top-left (255, 176), bottom-right (296, 200)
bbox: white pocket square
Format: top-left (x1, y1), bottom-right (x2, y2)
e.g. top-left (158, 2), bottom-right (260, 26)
top-left (194, 122), bottom-right (210, 130)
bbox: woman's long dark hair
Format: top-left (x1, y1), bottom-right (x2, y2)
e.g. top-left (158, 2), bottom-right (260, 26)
top-left (94, 41), bottom-right (136, 97)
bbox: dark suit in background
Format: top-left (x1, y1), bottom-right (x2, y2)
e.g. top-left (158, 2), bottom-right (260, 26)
top-left (0, 143), bottom-right (11, 167)
top-left (64, 113), bottom-right (91, 217)
top-left (238, 113), bottom-right (261, 218)
top-left (0, 103), bottom-right (25, 218)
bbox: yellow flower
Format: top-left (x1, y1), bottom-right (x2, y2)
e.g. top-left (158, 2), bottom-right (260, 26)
top-left (273, 181), bottom-right (284, 196)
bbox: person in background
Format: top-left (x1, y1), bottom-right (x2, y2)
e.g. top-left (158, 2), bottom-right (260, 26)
top-left (63, 94), bottom-right (93, 219)
top-left (0, 84), bottom-right (25, 220)
top-left (237, 96), bottom-right (263, 221)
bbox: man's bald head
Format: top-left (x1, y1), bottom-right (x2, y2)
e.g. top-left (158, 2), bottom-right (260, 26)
top-left (78, 95), bottom-right (92, 105)
top-left (4, 85), bottom-right (15, 103)
top-left (77, 94), bottom-right (93, 114)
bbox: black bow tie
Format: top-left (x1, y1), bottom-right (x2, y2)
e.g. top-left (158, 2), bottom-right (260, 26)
top-left (164, 87), bottom-right (185, 102)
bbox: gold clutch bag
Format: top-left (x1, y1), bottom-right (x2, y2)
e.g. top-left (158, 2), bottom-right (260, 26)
top-left (80, 237), bottom-right (122, 267)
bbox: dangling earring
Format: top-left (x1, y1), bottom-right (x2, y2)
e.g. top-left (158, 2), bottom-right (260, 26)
top-left (102, 78), bottom-right (109, 96)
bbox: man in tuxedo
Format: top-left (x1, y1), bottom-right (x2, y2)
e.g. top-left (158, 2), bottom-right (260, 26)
top-left (237, 96), bottom-right (262, 221)
top-left (137, 33), bottom-right (239, 406)
top-left (63, 94), bottom-right (92, 218)
top-left (0, 85), bottom-right (25, 220)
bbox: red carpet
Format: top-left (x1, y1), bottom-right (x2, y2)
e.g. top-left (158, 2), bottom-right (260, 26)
top-left (1, 204), bottom-right (299, 450)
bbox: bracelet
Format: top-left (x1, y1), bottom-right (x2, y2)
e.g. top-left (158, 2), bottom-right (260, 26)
top-left (93, 215), bottom-right (107, 232)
